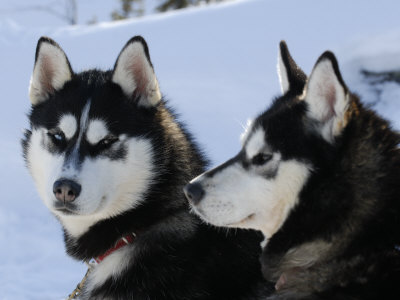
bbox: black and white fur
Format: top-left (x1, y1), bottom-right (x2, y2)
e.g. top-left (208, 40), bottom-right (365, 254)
top-left (184, 41), bottom-right (400, 299)
top-left (23, 36), bottom-right (265, 300)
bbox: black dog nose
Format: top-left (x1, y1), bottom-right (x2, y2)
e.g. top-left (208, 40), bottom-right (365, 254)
top-left (53, 179), bottom-right (81, 203)
top-left (183, 182), bottom-right (205, 204)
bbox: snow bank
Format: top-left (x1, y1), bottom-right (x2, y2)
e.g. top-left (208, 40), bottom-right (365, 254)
top-left (340, 30), bottom-right (400, 128)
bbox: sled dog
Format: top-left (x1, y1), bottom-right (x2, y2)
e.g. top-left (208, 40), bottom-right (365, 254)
top-left (184, 41), bottom-right (400, 299)
top-left (23, 36), bottom-right (264, 299)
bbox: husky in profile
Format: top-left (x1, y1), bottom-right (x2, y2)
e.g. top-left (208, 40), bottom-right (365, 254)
top-left (184, 41), bottom-right (400, 299)
top-left (22, 36), bottom-right (264, 299)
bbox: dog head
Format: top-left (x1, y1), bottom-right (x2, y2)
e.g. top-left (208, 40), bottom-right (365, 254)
top-left (184, 42), bottom-right (352, 239)
top-left (23, 36), bottom-right (161, 237)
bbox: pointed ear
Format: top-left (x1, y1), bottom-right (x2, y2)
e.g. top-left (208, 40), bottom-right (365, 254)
top-left (112, 36), bottom-right (161, 107)
top-left (29, 37), bottom-right (73, 106)
top-left (303, 51), bottom-right (350, 142)
top-left (277, 41), bottom-right (306, 95)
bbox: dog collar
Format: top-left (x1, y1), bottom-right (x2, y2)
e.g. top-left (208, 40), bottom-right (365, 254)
top-left (94, 233), bottom-right (136, 264)
top-left (67, 233), bottom-right (136, 299)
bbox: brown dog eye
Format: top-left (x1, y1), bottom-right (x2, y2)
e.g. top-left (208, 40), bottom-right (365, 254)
top-left (252, 153), bottom-right (273, 166)
top-left (97, 135), bottom-right (118, 150)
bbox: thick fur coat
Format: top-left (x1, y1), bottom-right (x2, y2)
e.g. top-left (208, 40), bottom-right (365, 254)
top-left (185, 42), bottom-right (400, 299)
top-left (23, 36), bottom-right (264, 300)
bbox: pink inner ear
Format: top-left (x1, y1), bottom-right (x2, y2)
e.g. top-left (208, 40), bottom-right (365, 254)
top-left (322, 82), bottom-right (337, 122)
top-left (129, 58), bottom-right (147, 98)
top-left (39, 54), bottom-right (56, 95)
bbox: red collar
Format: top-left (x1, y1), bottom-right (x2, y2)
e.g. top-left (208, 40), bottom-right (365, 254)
top-left (94, 233), bottom-right (136, 264)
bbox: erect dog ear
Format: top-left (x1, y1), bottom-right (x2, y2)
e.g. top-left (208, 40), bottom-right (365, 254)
top-left (29, 37), bottom-right (73, 106)
top-left (303, 51), bottom-right (350, 143)
top-left (277, 41), bottom-right (306, 95)
top-left (112, 36), bottom-right (161, 107)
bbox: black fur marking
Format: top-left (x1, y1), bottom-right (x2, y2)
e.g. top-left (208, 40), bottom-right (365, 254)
top-left (99, 143), bottom-right (127, 161)
top-left (255, 53), bottom-right (400, 299)
top-left (23, 37), bottom-right (265, 300)
top-left (21, 130), bottom-right (31, 164)
top-left (279, 41), bottom-right (307, 95)
top-left (186, 47), bottom-right (400, 299)
top-left (205, 151), bottom-right (244, 177)
top-left (203, 147), bottom-right (278, 180)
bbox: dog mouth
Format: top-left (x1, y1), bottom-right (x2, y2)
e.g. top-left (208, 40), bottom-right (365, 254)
top-left (190, 204), bottom-right (256, 228)
top-left (226, 213), bottom-right (256, 226)
top-left (55, 208), bottom-right (76, 215)
top-left (54, 203), bottom-right (79, 215)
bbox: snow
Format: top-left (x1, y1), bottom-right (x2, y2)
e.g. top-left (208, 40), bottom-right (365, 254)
top-left (0, 0), bottom-right (160, 27)
top-left (340, 31), bottom-right (400, 128)
top-left (1, 0), bottom-right (400, 299)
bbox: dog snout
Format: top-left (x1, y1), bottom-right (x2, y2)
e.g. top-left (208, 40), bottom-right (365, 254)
top-left (53, 179), bottom-right (81, 203)
top-left (183, 182), bottom-right (205, 205)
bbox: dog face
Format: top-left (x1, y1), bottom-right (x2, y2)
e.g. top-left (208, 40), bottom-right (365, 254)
top-left (23, 37), bottom-right (161, 237)
top-left (185, 120), bottom-right (312, 239)
top-left (185, 42), bottom-right (351, 239)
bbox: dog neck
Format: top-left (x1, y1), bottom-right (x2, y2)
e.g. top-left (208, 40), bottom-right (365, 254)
top-left (94, 232), bottom-right (136, 264)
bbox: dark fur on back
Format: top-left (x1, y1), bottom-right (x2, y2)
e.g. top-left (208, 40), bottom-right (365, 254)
top-left (23, 38), bottom-right (264, 299)
top-left (257, 46), bottom-right (400, 299)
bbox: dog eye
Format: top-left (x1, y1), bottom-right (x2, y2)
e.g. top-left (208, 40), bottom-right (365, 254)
top-left (251, 153), bottom-right (273, 165)
top-left (97, 135), bottom-right (118, 149)
top-left (47, 130), bottom-right (65, 144)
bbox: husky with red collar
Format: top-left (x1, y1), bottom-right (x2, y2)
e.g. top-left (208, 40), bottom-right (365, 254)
top-left (184, 42), bottom-right (400, 299)
top-left (22, 36), bottom-right (264, 299)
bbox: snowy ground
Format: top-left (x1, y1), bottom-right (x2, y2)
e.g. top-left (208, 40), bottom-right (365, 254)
top-left (1, 0), bottom-right (400, 299)
top-left (0, 0), bottom-right (160, 27)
